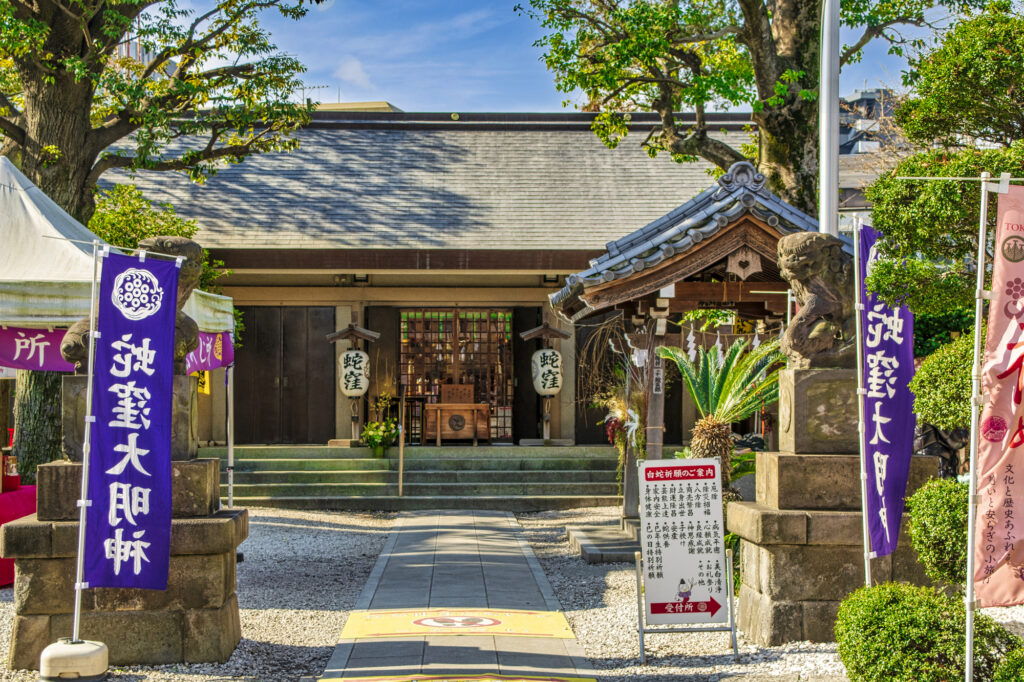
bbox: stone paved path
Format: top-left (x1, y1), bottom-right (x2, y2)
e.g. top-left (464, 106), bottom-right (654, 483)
top-left (320, 510), bottom-right (594, 681)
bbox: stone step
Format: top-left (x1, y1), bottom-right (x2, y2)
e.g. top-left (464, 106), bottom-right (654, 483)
top-left (222, 494), bottom-right (623, 512)
top-left (566, 525), bottom-right (639, 564)
top-left (221, 469), bottom-right (618, 485)
top-left (220, 481), bottom-right (620, 497)
top-left (202, 445), bottom-right (618, 460)
top-left (393, 457), bottom-right (618, 471)
top-left (228, 458), bottom-right (391, 472)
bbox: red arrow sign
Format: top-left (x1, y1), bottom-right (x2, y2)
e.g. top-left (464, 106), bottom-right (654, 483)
top-left (650, 596), bottom-right (722, 618)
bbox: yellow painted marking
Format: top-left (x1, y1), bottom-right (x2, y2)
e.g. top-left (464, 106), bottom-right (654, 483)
top-left (339, 671), bottom-right (598, 675)
top-left (340, 608), bottom-right (575, 639)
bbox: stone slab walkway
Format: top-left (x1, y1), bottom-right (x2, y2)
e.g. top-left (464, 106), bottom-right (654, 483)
top-left (320, 510), bottom-right (595, 681)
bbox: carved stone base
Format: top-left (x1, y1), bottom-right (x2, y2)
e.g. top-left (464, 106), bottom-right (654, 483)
top-left (2, 457), bottom-right (244, 669)
top-left (62, 375), bottom-right (199, 461)
top-left (777, 369), bottom-right (858, 454)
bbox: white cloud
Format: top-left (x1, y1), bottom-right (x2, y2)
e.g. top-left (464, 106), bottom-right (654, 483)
top-left (334, 57), bottom-right (372, 89)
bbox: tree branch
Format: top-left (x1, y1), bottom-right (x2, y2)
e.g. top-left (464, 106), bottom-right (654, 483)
top-left (0, 115), bottom-right (26, 147)
top-left (0, 91), bottom-right (21, 119)
top-left (735, 0), bottom-right (780, 97)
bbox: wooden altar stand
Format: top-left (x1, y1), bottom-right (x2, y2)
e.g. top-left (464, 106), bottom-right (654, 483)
top-left (423, 384), bottom-right (490, 446)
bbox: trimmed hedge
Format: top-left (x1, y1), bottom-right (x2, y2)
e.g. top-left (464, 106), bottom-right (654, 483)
top-left (995, 648), bottom-right (1024, 682)
top-left (835, 582), bottom-right (1020, 682)
top-left (909, 329), bottom-right (976, 430)
top-left (905, 478), bottom-right (969, 588)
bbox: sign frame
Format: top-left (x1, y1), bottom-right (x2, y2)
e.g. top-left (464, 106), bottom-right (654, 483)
top-left (634, 458), bottom-right (738, 664)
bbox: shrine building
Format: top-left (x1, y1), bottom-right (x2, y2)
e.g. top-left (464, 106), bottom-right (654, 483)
top-left (117, 108), bottom-right (822, 446)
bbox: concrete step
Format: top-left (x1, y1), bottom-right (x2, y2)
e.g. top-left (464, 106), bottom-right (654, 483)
top-left (221, 481), bottom-right (620, 497)
top-left (225, 470), bottom-right (397, 484)
top-left (224, 495), bottom-right (623, 512)
top-left (567, 525), bottom-right (639, 564)
top-left (228, 458), bottom-right (390, 472)
top-left (202, 445), bottom-right (618, 460)
top-left (394, 457), bottom-right (617, 471)
top-left (401, 470), bottom-right (617, 483)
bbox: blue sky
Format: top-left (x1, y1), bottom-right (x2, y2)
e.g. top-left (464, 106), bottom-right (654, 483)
top-left (260, 0), bottom-right (924, 112)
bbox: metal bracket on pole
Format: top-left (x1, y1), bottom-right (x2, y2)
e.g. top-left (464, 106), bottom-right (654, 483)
top-left (987, 172), bottom-right (1011, 194)
top-left (976, 289), bottom-right (991, 300)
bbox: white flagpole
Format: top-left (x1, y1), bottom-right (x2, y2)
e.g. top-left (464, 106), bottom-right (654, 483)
top-left (71, 241), bottom-right (102, 642)
top-left (227, 360), bottom-right (235, 509)
top-left (853, 223), bottom-right (872, 586)
top-left (965, 172), bottom-right (993, 682)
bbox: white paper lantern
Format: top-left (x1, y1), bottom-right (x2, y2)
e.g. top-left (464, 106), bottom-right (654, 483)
top-left (531, 349), bottom-right (563, 396)
top-left (339, 349), bottom-right (370, 397)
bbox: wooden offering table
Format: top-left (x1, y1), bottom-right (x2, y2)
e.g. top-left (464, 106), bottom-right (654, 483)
top-left (422, 384), bottom-right (491, 445)
top-left (423, 403), bottom-right (490, 446)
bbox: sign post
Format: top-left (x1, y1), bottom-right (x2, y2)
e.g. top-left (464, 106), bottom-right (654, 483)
top-left (635, 458), bottom-right (738, 663)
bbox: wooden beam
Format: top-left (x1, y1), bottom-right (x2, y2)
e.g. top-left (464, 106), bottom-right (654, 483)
top-left (211, 248), bottom-right (603, 272)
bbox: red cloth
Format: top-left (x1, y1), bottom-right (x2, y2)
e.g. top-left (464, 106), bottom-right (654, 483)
top-left (0, 485), bottom-right (36, 587)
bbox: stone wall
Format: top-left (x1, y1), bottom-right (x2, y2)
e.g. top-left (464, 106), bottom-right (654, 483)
top-left (1, 459), bottom-right (247, 669)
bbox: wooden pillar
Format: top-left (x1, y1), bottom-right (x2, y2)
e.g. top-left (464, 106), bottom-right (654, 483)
top-left (646, 353), bottom-right (666, 460)
top-left (622, 371), bottom-right (640, 518)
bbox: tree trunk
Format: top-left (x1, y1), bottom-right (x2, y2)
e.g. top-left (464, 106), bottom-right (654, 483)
top-left (13, 371), bottom-right (64, 483)
top-left (0, 378), bottom-right (10, 449)
top-left (754, 99), bottom-right (820, 216)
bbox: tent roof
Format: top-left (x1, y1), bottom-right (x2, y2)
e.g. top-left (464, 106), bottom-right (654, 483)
top-left (0, 156), bottom-right (107, 282)
top-left (0, 156), bottom-right (233, 332)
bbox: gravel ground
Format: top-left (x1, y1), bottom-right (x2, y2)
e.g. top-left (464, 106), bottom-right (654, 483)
top-left (515, 506), bottom-right (1024, 682)
top-left (2, 505), bottom-right (1022, 681)
top-left (0, 508), bottom-right (395, 681)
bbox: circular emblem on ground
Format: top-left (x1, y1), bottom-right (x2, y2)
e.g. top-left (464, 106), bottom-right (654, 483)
top-left (982, 416), bottom-right (1009, 443)
top-left (111, 268), bottom-right (165, 321)
top-left (1005, 236), bottom-right (1024, 263)
top-left (413, 616), bottom-right (501, 628)
top-left (448, 414), bottom-right (466, 431)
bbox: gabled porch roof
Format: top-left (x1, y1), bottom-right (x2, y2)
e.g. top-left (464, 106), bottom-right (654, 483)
top-left (549, 161), bottom-right (819, 322)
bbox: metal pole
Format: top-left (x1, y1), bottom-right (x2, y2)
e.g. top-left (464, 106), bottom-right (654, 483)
top-left (398, 386), bottom-right (405, 497)
top-left (818, 0), bottom-right (840, 236)
top-left (965, 172), bottom-right (992, 682)
top-left (227, 362), bottom-right (235, 509)
top-left (72, 241), bottom-right (102, 643)
top-left (726, 548), bottom-right (739, 659)
top-left (853, 224), bottom-right (873, 586)
top-left (634, 551), bottom-right (646, 665)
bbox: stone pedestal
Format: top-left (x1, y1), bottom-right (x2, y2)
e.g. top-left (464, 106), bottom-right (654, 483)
top-left (1, 459), bottom-right (246, 669)
top-left (62, 375), bottom-right (199, 462)
top-left (727, 368), bottom-right (937, 645)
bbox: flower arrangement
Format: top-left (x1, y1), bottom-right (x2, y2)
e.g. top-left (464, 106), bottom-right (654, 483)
top-left (362, 419), bottom-right (399, 452)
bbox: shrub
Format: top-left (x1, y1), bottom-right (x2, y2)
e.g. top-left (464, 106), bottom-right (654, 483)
top-left (994, 648), bottom-right (1024, 682)
top-left (836, 583), bottom-right (1019, 682)
top-left (905, 478), bottom-right (969, 588)
top-left (909, 329), bottom-right (977, 430)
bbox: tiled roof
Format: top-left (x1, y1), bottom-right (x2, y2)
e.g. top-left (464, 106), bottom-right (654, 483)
top-left (550, 161), bottom-right (820, 321)
top-left (109, 112), bottom-right (753, 252)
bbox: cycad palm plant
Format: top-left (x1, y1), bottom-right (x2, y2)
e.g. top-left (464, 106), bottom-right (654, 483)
top-left (658, 338), bottom-right (784, 487)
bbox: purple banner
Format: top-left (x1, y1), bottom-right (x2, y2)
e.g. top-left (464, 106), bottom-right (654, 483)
top-left (185, 331), bottom-right (234, 374)
top-left (860, 225), bottom-right (916, 557)
top-left (85, 252), bottom-right (179, 590)
top-left (0, 327), bottom-right (74, 372)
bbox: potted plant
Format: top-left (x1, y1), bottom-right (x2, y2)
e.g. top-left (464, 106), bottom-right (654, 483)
top-left (362, 419), bottom-right (398, 458)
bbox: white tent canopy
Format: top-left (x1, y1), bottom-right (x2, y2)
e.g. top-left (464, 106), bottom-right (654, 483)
top-left (0, 156), bottom-right (233, 332)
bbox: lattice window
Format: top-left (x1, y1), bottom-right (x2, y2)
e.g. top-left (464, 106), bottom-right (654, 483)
top-left (400, 309), bottom-right (514, 442)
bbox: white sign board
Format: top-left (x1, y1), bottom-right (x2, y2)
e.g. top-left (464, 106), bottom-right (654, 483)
top-left (639, 458), bottom-right (728, 625)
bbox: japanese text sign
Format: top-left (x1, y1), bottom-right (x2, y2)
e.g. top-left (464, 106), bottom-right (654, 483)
top-left (859, 225), bottom-right (916, 557)
top-left (0, 326), bottom-right (74, 372)
top-left (339, 349), bottom-right (370, 397)
top-left (639, 459), bottom-right (727, 625)
top-left (977, 185), bottom-right (1024, 607)
top-left (85, 252), bottom-right (179, 590)
top-left (184, 331), bottom-right (234, 374)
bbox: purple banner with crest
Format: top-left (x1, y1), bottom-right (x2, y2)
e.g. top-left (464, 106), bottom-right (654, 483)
top-left (860, 225), bottom-right (916, 557)
top-left (85, 251), bottom-right (179, 590)
top-left (0, 327), bottom-right (74, 371)
top-left (185, 331), bottom-right (234, 374)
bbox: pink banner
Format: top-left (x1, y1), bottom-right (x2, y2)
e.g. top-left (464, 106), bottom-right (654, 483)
top-left (977, 185), bottom-right (1024, 606)
top-left (185, 331), bottom-right (234, 375)
top-left (0, 327), bottom-right (74, 372)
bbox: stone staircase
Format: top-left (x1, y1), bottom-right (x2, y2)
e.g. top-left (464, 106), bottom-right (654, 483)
top-left (201, 445), bottom-right (622, 511)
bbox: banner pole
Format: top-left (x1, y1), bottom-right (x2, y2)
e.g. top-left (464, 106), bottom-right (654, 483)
top-left (965, 172), bottom-right (992, 682)
top-left (227, 361), bottom-right (235, 509)
top-left (71, 241), bottom-right (102, 643)
top-left (853, 223), bottom-right (872, 586)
